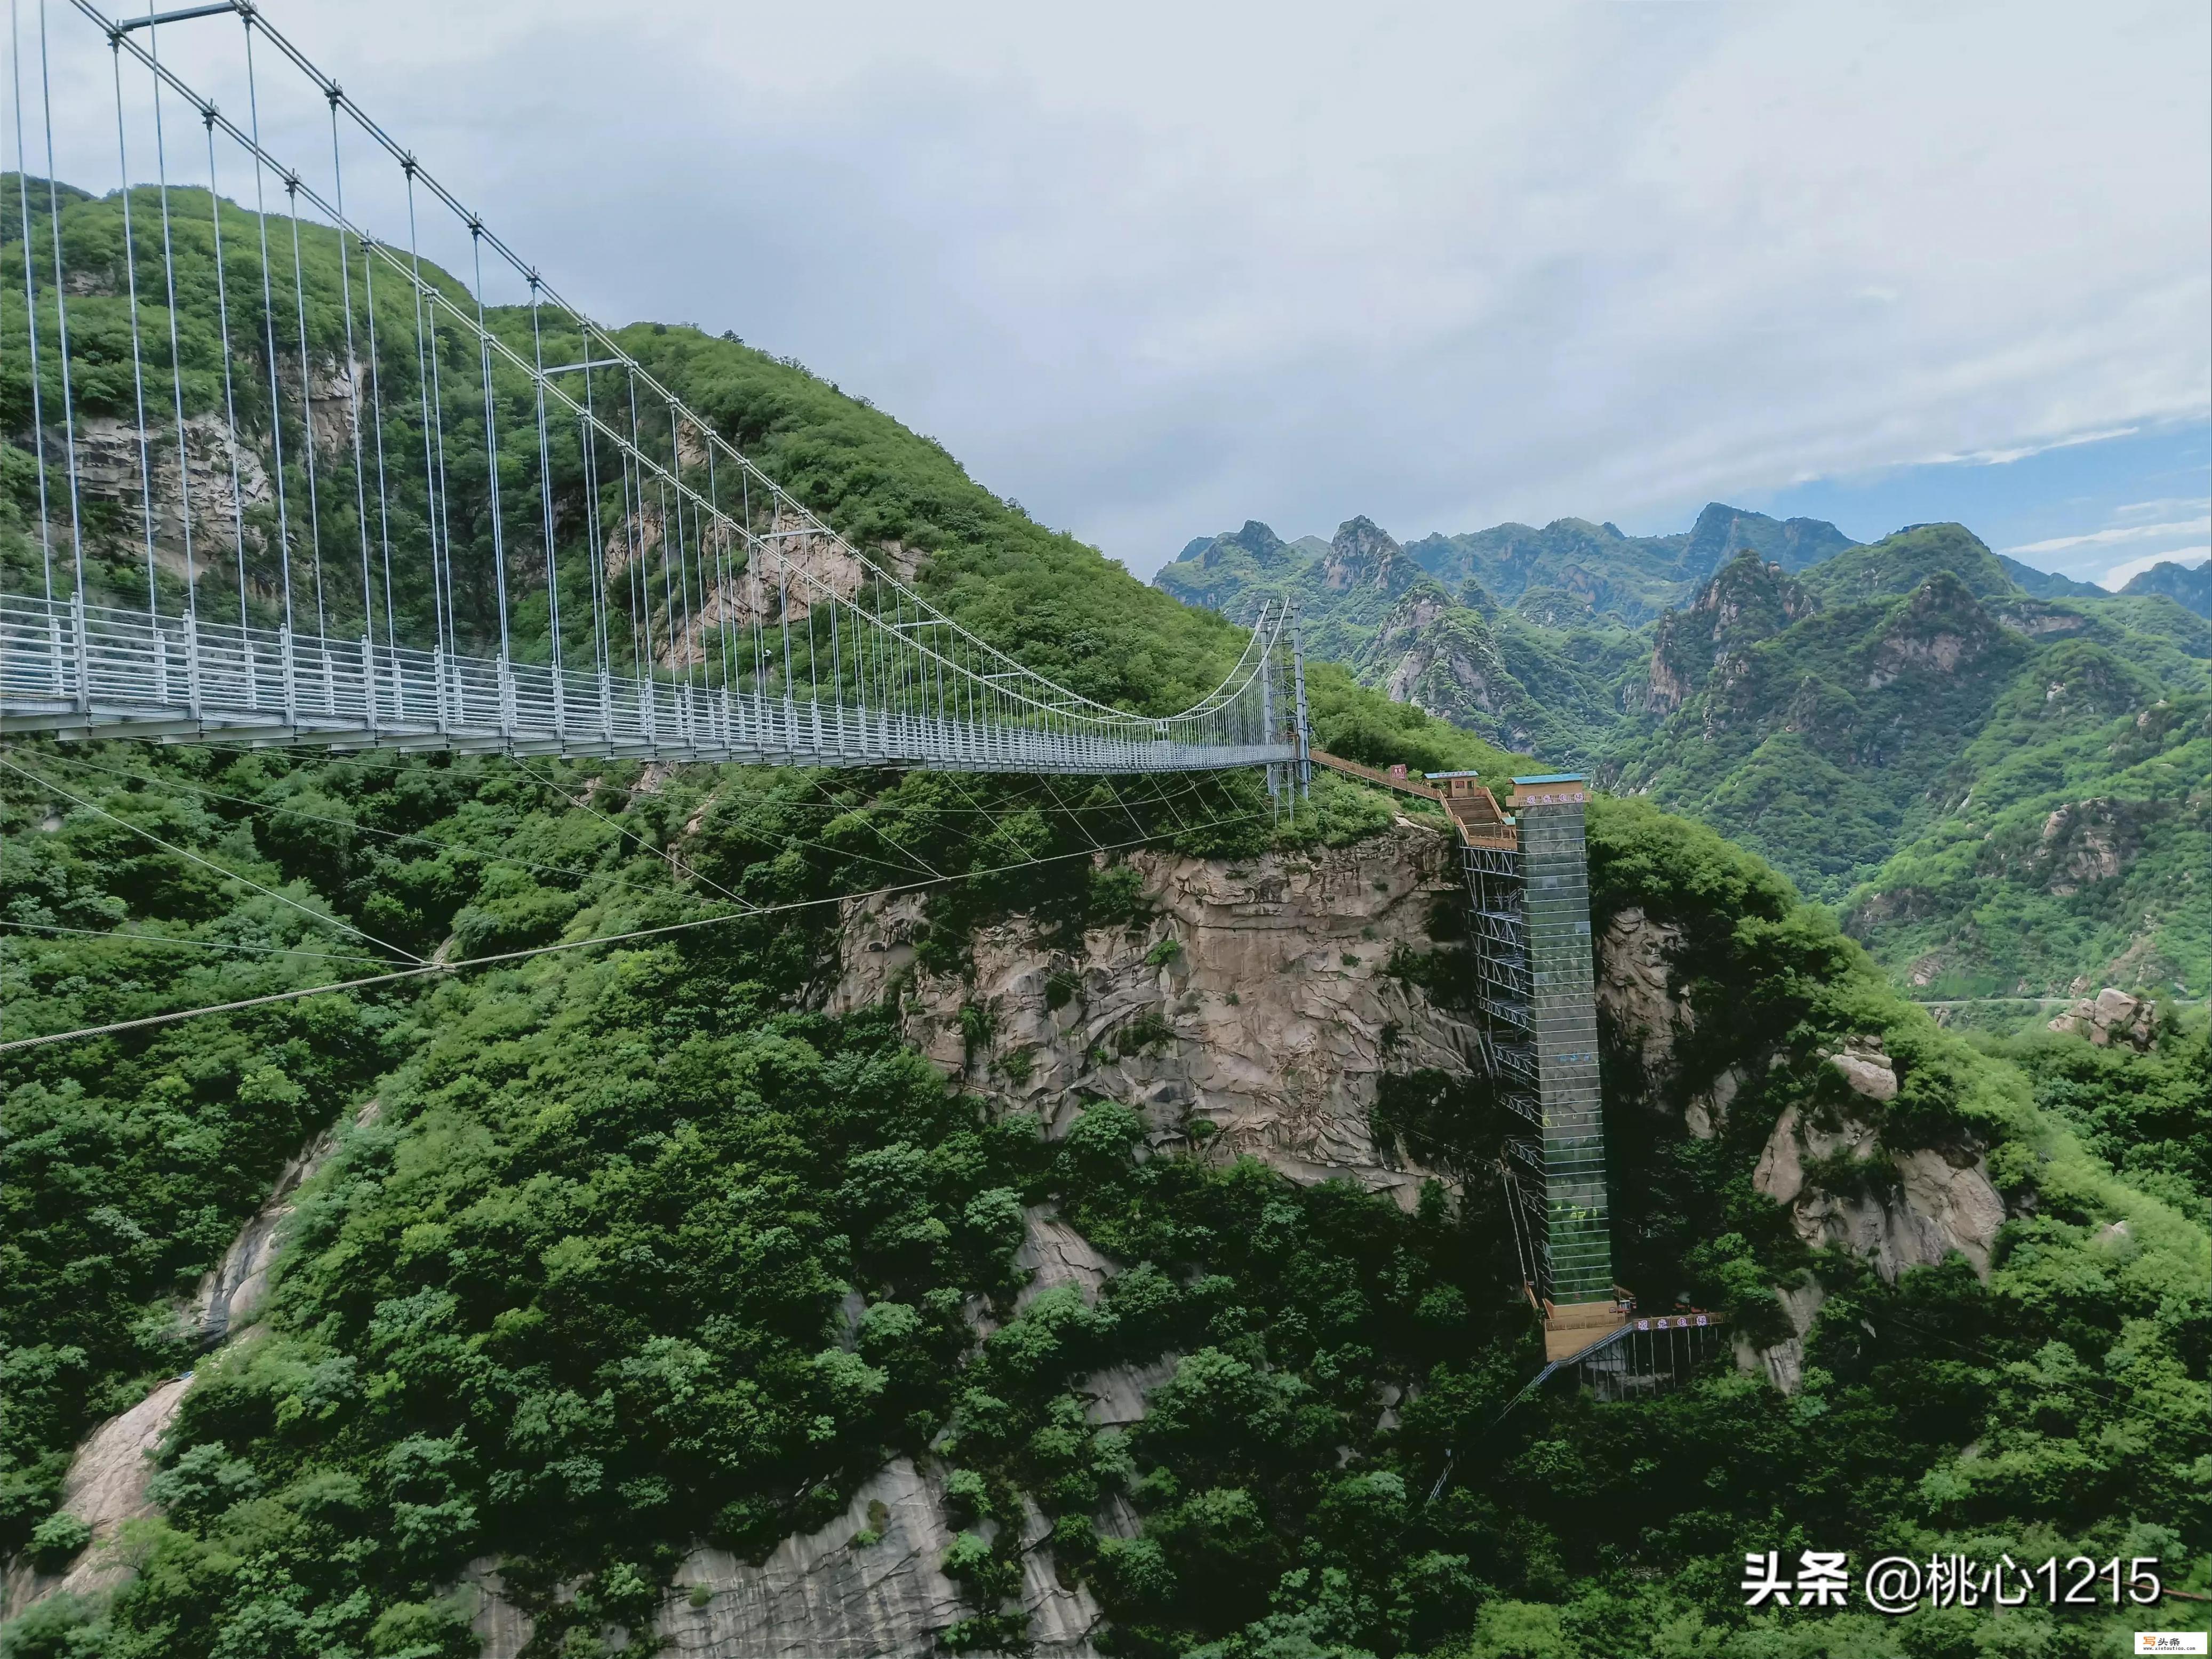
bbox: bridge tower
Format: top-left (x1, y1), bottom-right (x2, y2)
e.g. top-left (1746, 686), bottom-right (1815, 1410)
top-left (1428, 771), bottom-right (1625, 1361)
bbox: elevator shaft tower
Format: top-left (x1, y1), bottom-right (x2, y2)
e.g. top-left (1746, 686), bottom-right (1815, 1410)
top-left (1431, 771), bottom-right (1625, 1360)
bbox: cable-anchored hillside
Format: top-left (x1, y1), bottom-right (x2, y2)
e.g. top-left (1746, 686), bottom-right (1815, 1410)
top-left (0, 801), bottom-right (1272, 1054)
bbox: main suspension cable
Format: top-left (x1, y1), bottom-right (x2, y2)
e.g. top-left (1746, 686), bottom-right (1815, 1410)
top-left (0, 804), bottom-right (1272, 1054)
top-left (0, 753), bottom-right (425, 961)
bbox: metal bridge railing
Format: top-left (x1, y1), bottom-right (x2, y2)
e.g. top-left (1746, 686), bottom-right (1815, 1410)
top-left (1, 594), bottom-right (1301, 773)
top-left (5, 2), bottom-right (1312, 784)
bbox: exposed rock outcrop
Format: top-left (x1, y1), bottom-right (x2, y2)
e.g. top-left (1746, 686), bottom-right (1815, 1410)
top-left (1732, 1033), bottom-right (2005, 1392)
top-left (1863, 573), bottom-right (2006, 689)
top-left (183, 1106), bottom-right (373, 1349)
top-left (1751, 1089), bottom-right (2003, 1285)
top-left (2047, 986), bottom-right (2158, 1051)
top-left (605, 493), bottom-right (924, 668)
top-left (829, 824), bottom-right (1478, 1207)
top-left (1735, 1280), bottom-right (1826, 1394)
top-left (1012, 1208), bottom-right (1117, 1312)
top-left (1591, 906), bottom-right (1761, 1141)
top-left (1364, 605), bottom-right (1530, 741)
top-left (1684, 1064), bottom-right (1747, 1142)
top-left (2, 1102), bottom-right (373, 1621)
top-left (74, 412), bottom-right (276, 578)
top-left (1824, 1035), bottom-right (1898, 1103)
top-left (2030, 800), bottom-right (2150, 896)
top-left (1641, 552), bottom-right (1816, 714)
top-left (1319, 516), bottom-right (1425, 598)
top-left (1595, 906), bottom-right (1688, 1091)
top-left (465, 1207), bottom-right (1151, 1659)
top-left (0, 1379), bottom-right (191, 1617)
top-left (639, 1459), bottom-right (1117, 1659)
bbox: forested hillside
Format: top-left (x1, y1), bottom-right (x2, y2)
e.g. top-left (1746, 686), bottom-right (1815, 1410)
top-left (2121, 556), bottom-right (2212, 618)
top-left (3, 179), bottom-right (2209, 1659)
top-left (7, 745), bottom-right (2206, 1658)
top-left (1161, 512), bottom-right (2211, 1003)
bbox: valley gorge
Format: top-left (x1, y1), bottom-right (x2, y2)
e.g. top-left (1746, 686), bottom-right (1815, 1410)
top-left (2, 181), bottom-right (2204, 1659)
top-left (1161, 509), bottom-right (2211, 1007)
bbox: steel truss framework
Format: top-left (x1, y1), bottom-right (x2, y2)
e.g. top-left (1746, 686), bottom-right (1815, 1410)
top-left (1462, 799), bottom-right (1615, 1310)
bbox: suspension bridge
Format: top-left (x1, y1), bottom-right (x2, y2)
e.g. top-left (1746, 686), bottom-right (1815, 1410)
top-left (0, 0), bottom-right (1674, 1386)
top-left (0, 0), bottom-right (1307, 781)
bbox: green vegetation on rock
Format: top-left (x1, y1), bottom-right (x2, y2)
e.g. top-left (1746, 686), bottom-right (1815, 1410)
top-left (2, 181), bottom-right (2207, 1659)
top-left (1163, 508), bottom-right (2210, 999)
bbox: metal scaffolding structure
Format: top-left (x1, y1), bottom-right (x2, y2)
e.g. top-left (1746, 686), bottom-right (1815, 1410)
top-left (1422, 771), bottom-right (1624, 1360)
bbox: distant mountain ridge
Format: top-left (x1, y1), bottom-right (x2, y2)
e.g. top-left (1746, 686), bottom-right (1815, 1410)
top-left (1160, 500), bottom-right (1860, 631)
top-left (1155, 506), bottom-right (2210, 1001)
top-left (2120, 556), bottom-right (2212, 617)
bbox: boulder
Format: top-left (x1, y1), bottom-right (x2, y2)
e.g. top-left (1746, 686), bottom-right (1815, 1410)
top-left (2047, 986), bottom-right (2157, 1051)
top-left (1824, 1035), bottom-right (1898, 1102)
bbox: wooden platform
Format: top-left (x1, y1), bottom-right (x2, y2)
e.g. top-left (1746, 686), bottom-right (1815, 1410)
top-left (1543, 1299), bottom-right (1632, 1361)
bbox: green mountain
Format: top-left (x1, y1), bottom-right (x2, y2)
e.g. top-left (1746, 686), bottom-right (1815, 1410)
top-left (1400, 501), bottom-right (1857, 626)
top-left (1160, 512), bottom-right (2210, 999)
top-left (1160, 502), bottom-right (1859, 639)
top-left (2122, 556), bottom-right (2212, 617)
top-left (1618, 528), bottom-right (2211, 995)
top-left (4, 181), bottom-right (2209, 1659)
top-left (1997, 553), bottom-right (2107, 599)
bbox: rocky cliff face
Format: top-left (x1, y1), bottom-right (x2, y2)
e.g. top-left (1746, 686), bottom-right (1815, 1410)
top-left (1360, 604), bottom-right (1532, 745)
top-left (1737, 1035), bottom-right (2005, 1392)
top-left (1864, 573), bottom-right (2008, 689)
top-left (828, 823), bottom-right (1479, 1207)
top-left (1, 1103), bottom-right (375, 1621)
top-left (1640, 552), bottom-right (1816, 715)
top-left (1319, 516), bottom-right (1426, 600)
top-left (73, 412), bottom-right (276, 583)
top-left (1589, 909), bottom-right (2009, 1393)
top-left (2021, 797), bottom-right (2158, 897)
top-left (469, 1455), bottom-right (1123, 1659)
top-left (0, 1379), bottom-right (193, 1619)
top-left (465, 1206), bottom-right (1157, 1659)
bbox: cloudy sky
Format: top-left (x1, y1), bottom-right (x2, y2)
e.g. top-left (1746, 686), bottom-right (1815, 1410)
top-left (35, 0), bottom-right (2212, 586)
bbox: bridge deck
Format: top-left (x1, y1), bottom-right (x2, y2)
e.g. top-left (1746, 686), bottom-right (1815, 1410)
top-left (2, 596), bottom-right (1296, 774)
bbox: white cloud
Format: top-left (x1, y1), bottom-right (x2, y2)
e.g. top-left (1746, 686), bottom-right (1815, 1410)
top-left (33, 0), bottom-right (2212, 575)
top-left (2008, 516), bottom-right (2212, 556)
top-left (1923, 428), bottom-right (2142, 469)
top-left (2117, 497), bottom-right (2212, 517)
top-left (2098, 547), bottom-right (2211, 591)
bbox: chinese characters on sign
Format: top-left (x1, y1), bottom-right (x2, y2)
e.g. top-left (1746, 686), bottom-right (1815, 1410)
top-left (1740, 1551), bottom-right (2166, 1613)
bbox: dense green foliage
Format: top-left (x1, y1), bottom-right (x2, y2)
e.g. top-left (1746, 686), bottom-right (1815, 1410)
top-left (1839, 687), bottom-right (2210, 1000)
top-left (7, 764), bottom-right (2206, 1657)
top-left (3, 180), bottom-right (2208, 1659)
top-left (0, 735), bottom-right (1324, 1559)
top-left (1162, 509), bottom-right (2211, 999)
